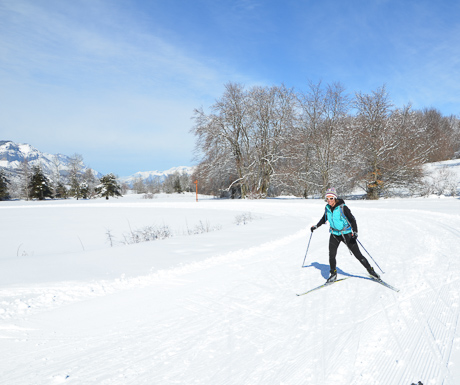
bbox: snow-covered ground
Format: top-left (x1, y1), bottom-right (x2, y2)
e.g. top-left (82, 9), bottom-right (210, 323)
top-left (1, 192), bottom-right (460, 384)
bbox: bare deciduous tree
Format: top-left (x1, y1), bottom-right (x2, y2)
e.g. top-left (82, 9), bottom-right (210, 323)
top-left (353, 85), bottom-right (394, 199)
top-left (192, 81), bottom-right (458, 200)
top-left (19, 158), bottom-right (32, 200)
top-left (192, 82), bottom-right (252, 197)
top-left (68, 154), bottom-right (85, 199)
top-left (132, 176), bottom-right (146, 194)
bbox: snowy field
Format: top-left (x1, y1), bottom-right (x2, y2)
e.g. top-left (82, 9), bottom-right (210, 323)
top-left (1, 192), bottom-right (460, 385)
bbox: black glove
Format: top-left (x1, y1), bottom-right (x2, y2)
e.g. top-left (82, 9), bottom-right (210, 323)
top-left (351, 232), bottom-right (358, 240)
top-left (310, 225), bottom-right (317, 233)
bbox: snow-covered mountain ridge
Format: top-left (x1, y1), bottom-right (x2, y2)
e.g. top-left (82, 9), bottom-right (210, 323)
top-left (0, 140), bottom-right (101, 178)
top-left (0, 141), bottom-right (193, 183)
top-left (119, 166), bottom-right (195, 185)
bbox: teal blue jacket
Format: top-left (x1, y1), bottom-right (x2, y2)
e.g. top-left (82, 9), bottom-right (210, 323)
top-left (316, 199), bottom-right (358, 236)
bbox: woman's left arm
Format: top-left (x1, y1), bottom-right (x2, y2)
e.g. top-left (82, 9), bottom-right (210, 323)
top-left (343, 205), bottom-right (358, 233)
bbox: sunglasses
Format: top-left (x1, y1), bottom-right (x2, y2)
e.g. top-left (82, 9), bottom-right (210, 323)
top-left (326, 197), bottom-right (335, 201)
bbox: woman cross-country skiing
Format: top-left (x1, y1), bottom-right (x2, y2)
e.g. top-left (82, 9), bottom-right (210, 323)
top-left (310, 187), bottom-right (380, 283)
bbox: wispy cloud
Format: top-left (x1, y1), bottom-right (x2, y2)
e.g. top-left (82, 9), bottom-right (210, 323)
top-left (0, 0), bottom-right (254, 174)
top-left (0, 0), bottom-right (235, 95)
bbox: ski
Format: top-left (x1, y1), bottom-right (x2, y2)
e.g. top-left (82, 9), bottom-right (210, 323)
top-left (296, 276), bottom-right (399, 296)
top-left (368, 276), bottom-right (400, 292)
top-left (296, 278), bottom-right (349, 296)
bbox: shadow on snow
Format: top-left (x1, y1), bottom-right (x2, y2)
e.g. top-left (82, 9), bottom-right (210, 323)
top-left (302, 261), bottom-right (379, 283)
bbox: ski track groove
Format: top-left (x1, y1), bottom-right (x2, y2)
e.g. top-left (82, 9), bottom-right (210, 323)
top-left (344, 208), bottom-right (460, 385)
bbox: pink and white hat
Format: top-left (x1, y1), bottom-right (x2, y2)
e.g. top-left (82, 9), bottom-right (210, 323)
top-left (325, 188), bottom-right (338, 199)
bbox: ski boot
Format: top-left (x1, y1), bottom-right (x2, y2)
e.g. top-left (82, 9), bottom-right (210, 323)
top-left (368, 267), bottom-right (380, 280)
top-left (326, 269), bottom-right (337, 283)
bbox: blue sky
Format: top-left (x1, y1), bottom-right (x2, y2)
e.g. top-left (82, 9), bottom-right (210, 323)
top-left (1, 0), bottom-right (459, 176)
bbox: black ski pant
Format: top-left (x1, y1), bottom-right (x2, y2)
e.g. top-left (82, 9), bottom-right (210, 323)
top-left (328, 233), bottom-right (372, 273)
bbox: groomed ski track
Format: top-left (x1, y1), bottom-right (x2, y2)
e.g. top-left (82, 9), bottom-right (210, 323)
top-left (0, 197), bottom-right (459, 384)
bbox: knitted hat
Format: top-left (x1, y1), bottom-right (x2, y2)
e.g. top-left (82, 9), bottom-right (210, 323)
top-left (325, 188), bottom-right (338, 199)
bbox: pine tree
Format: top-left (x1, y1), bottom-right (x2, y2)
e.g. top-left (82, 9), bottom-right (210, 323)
top-left (29, 166), bottom-right (53, 200)
top-left (0, 169), bottom-right (10, 201)
top-left (54, 182), bottom-right (68, 199)
top-left (97, 173), bottom-right (122, 200)
top-left (173, 174), bottom-right (183, 193)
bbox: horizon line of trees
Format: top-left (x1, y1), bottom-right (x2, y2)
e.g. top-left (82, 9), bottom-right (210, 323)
top-left (0, 154), bottom-right (194, 201)
top-left (191, 81), bottom-right (460, 199)
top-left (130, 171), bottom-right (194, 195)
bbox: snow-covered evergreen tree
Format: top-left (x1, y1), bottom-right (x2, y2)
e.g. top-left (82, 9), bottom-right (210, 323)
top-left (29, 166), bottom-right (53, 200)
top-left (54, 182), bottom-right (68, 199)
top-left (97, 173), bottom-right (122, 200)
top-left (0, 169), bottom-right (10, 200)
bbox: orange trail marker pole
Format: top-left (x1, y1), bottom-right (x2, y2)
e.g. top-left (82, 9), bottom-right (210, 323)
top-left (194, 180), bottom-right (198, 202)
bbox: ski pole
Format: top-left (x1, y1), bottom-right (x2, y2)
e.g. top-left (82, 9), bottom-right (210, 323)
top-left (302, 232), bottom-right (313, 267)
top-left (357, 239), bottom-right (385, 274)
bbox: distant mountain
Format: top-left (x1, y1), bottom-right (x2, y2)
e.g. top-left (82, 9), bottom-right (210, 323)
top-left (0, 140), bottom-right (194, 186)
top-left (119, 166), bottom-right (195, 186)
top-left (0, 140), bottom-right (101, 179)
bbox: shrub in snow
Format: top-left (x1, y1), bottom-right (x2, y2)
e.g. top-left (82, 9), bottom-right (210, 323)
top-left (105, 229), bottom-right (115, 247)
top-left (235, 212), bottom-right (254, 225)
top-left (186, 220), bottom-right (222, 235)
top-left (421, 166), bottom-right (458, 197)
top-left (108, 219), bottom-right (223, 247)
top-left (123, 224), bottom-right (172, 244)
top-left (142, 193), bottom-right (156, 199)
